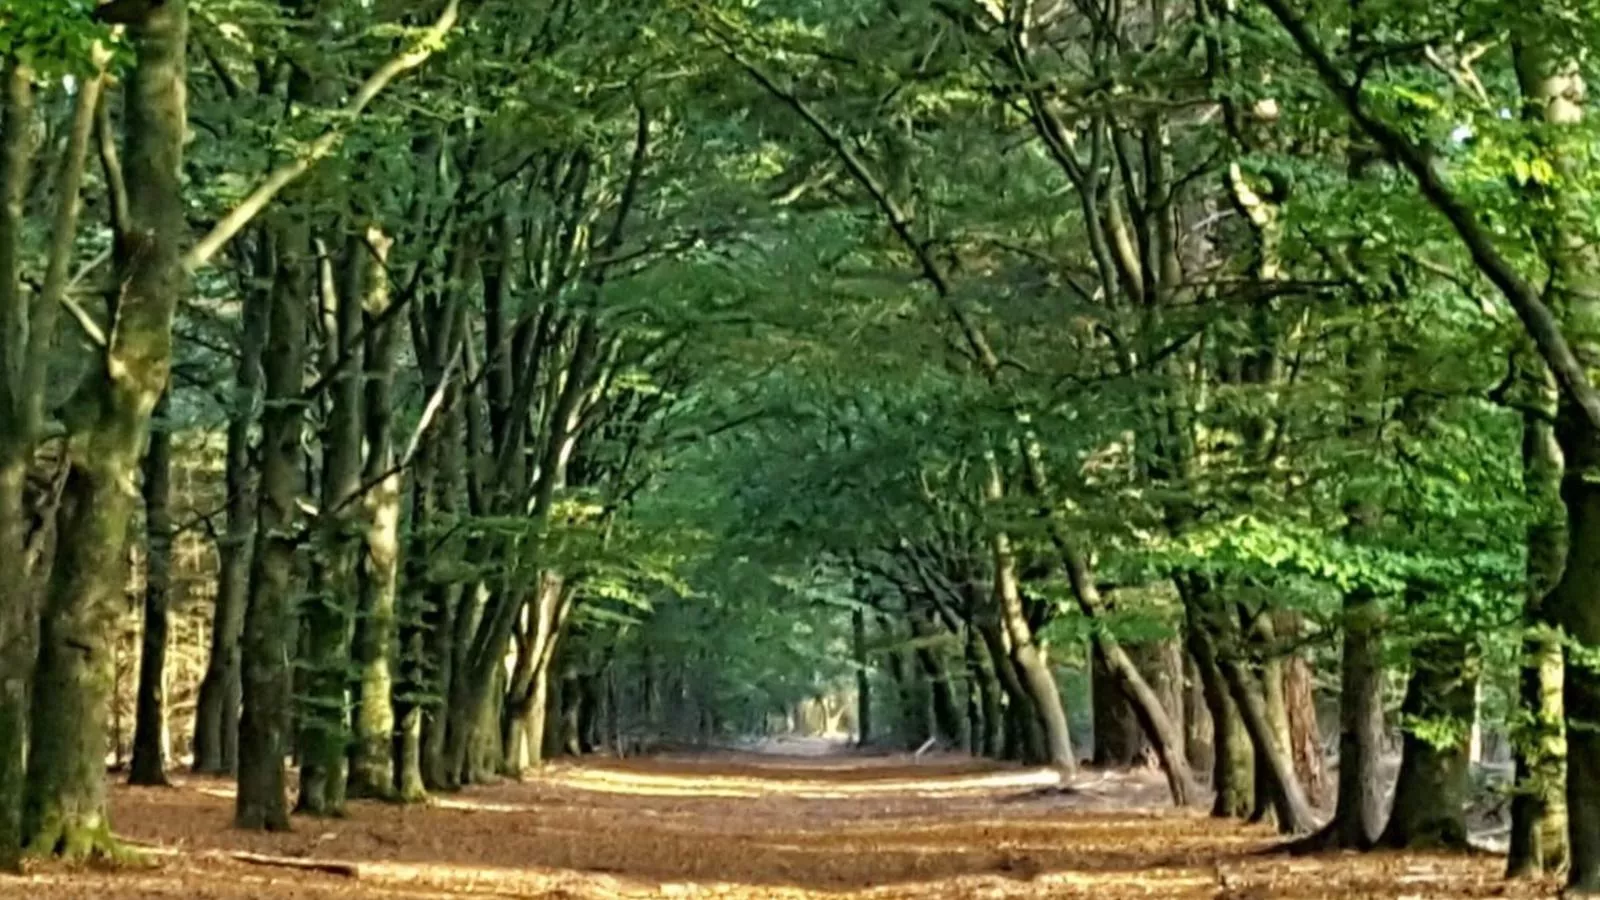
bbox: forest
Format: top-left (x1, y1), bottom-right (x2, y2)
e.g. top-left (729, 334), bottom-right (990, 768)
top-left (1, 0), bottom-right (1600, 898)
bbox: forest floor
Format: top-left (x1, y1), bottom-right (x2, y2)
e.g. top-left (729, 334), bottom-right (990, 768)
top-left (0, 743), bottom-right (1559, 899)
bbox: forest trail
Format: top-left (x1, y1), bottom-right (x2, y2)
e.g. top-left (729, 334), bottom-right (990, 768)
top-left (0, 751), bottom-right (1552, 899)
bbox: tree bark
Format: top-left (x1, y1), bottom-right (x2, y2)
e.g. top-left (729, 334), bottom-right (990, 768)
top-left (1187, 615), bottom-right (1252, 818)
top-left (23, 0), bottom-right (185, 858)
top-left (501, 573), bottom-right (565, 775)
top-left (297, 236), bottom-right (365, 818)
top-left (1187, 583), bottom-right (1314, 833)
top-left (0, 58), bottom-right (38, 871)
top-left (909, 608), bottom-right (963, 747)
top-left (985, 456), bottom-right (1074, 773)
top-left (1378, 599), bottom-right (1477, 850)
top-left (193, 253), bottom-right (267, 776)
top-left (1183, 651), bottom-right (1214, 777)
top-left (1093, 648), bottom-right (1145, 766)
top-left (1509, 355), bottom-right (1568, 877)
top-left (236, 220), bottom-right (309, 833)
top-left (129, 394), bottom-right (173, 787)
top-left (348, 227), bottom-right (399, 799)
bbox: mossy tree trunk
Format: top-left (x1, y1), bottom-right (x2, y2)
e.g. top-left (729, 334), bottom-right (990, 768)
top-left (24, 0), bottom-right (186, 856)
top-left (0, 44), bottom-right (103, 866)
top-left (0, 58), bottom-right (38, 872)
top-left (129, 394), bottom-right (173, 787)
top-left (1378, 592), bottom-right (1477, 850)
top-left (297, 235), bottom-right (365, 817)
top-left (349, 226), bottom-right (399, 800)
top-left (1509, 352), bottom-right (1569, 878)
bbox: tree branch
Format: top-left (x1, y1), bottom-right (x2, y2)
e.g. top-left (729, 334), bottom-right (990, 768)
top-left (1257, 0), bottom-right (1600, 434)
top-left (182, 0), bottom-right (463, 271)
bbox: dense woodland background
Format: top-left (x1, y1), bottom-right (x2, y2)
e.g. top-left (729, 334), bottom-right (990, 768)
top-left (4, 0), bottom-right (1600, 892)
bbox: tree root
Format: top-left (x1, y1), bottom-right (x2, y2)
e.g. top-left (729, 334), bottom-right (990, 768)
top-left (25, 820), bottom-right (148, 867)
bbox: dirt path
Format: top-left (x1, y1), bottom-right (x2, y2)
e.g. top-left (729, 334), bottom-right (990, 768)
top-left (0, 753), bottom-right (1557, 899)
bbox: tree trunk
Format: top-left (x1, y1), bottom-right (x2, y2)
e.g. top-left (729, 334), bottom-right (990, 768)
top-left (193, 259), bottom-right (266, 776)
top-left (0, 58), bottom-right (38, 872)
top-left (501, 573), bottom-right (565, 775)
top-left (348, 229), bottom-right (400, 799)
top-left (1294, 583), bottom-right (1384, 852)
top-left (909, 610), bottom-right (963, 747)
top-left (1188, 618), bottom-right (1252, 818)
top-left (1187, 583), bottom-right (1314, 833)
top-left (1557, 375), bottom-right (1600, 894)
top-left (976, 620), bottom-right (1040, 761)
top-left (1509, 353), bottom-right (1569, 878)
top-left (1282, 644), bottom-right (1327, 807)
top-left (129, 394), bottom-right (173, 787)
top-left (986, 457), bottom-right (1073, 772)
top-left (236, 219), bottom-right (310, 833)
top-left (23, 0), bottom-right (186, 857)
top-left (1379, 605), bottom-right (1477, 850)
top-left (1183, 652), bottom-right (1214, 777)
top-left (297, 237), bottom-right (366, 817)
top-left (854, 607), bottom-right (871, 746)
top-left (1093, 648), bottom-right (1145, 766)
top-left (1053, 531), bottom-right (1195, 801)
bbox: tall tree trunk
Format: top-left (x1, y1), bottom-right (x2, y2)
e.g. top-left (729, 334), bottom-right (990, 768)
top-left (23, 2), bottom-right (185, 858)
top-left (1558, 401), bottom-right (1600, 891)
top-left (236, 221), bottom-right (309, 832)
top-left (1052, 520), bottom-right (1196, 802)
top-left (129, 395), bottom-right (173, 787)
top-left (854, 607), bottom-right (872, 746)
top-left (1509, 351), bottom-right (1568, 877)
top-left (193, 258), bottom-right (267, 776)
top-left (297, 237), bottom-right (365, 818)
top-left (349, 227), bottom-right (400, 799)
top-left (0, 58), bottom-right (38, 872)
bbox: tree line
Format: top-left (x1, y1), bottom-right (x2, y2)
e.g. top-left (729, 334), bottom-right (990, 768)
top-left (3, 0), bottom-right (1600, 893)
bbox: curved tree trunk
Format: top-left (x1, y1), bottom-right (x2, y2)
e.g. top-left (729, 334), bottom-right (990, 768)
top-left (129, 394), bottom-right (173, 787)
top-left (1188, 584), bottom-right (1314, 834)
top-left (23, 0), bottom-right (186, 857)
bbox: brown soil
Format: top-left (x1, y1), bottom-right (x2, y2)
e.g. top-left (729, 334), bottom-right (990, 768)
top-left (0, 751), bottom-right (1558, 899)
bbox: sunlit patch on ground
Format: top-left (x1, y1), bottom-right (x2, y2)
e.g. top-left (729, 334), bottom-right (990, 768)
top-left (0, 751), bottom-right (1562, 899)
